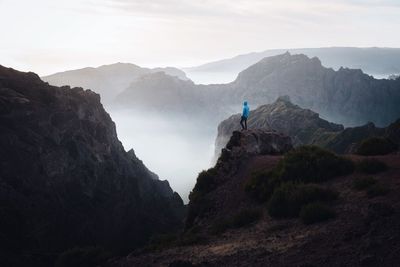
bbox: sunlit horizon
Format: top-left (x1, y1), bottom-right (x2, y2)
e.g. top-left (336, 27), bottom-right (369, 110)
top-left (2, 0), bottom-right (400, 76)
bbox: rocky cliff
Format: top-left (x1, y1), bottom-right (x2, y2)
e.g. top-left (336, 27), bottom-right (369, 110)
top-left (0, 65), bottom-right (184, 266)
top-left (215, 96), bottom-right (400, 158)
top-left (214, 96), bottom-right (343, 160)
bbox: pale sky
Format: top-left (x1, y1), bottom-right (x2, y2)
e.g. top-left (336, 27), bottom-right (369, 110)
top-left (1, 0), bottom-right (399, 76)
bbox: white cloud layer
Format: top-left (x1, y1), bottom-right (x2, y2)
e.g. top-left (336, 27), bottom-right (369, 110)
top-left (1, 0), bottom-right (399, 75)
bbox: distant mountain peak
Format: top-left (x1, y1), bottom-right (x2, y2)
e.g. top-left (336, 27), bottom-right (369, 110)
top-left (184, 47), bottom-right (400, 84)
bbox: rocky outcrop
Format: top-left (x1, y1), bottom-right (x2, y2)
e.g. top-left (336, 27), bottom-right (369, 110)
top-left (186, 130), bottom-right (292, 230)
top-left (224, 130), bottom-right (293, 157)
top-left (214, 96), bottom-right (343, 160)
top-left (215, 97), bottom-right (400, 157)
top-left (0, 65), bottom-right (184, 266)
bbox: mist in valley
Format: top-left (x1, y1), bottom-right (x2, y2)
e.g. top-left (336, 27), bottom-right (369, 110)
top-left (108, 109), bottom-right (217, 202)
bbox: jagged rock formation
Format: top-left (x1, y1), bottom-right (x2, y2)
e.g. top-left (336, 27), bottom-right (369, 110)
top-left (115, 53), bottom-right (400, 128)
top-left (42, 63), bottom-right (188, 103)
top-left (215, 96), bottom-right (400, 158)
top-left (214, 96), bottom-right (343, 160)
top-left (0, 65), bottom-right (184, 266)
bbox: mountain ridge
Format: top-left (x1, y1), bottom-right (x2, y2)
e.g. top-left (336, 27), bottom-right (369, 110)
top-left (42, 62), bottom-right (188, 104)
top-left (184, 47), bottom-right (400, 84)
top-left (116, 52), bottom-right (400, 127)
top-left (215, 96), bottom-right (400, 160)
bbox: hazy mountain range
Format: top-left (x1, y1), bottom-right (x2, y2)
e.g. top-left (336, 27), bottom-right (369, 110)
top-left (41, 48), bottom-right (400, 129)
top-left (42, 63), bottom-right (188, 103)
top-left (114, 52), bottom-right (400, 127)
top-left (184, 47), bottom-right (400, 84)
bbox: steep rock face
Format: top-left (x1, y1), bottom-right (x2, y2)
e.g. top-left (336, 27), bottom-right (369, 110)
top-left (42, 63), bottom-right (188, 103)
top-left (214, 96), bottom-right (343, 160)
top-left (0, 66), bottom-right (184, 266)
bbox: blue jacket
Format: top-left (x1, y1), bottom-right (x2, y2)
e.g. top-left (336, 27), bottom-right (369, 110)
top-left (242, 102), bottom-right (250, 118)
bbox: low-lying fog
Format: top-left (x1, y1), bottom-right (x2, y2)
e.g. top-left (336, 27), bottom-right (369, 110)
top-left (109, 109), bottom-right (217, 203)
top-left (183, 70), bottom-right (237, 85)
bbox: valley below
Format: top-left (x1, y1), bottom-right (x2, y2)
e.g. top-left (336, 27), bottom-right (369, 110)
top-left (108, 109), bottom-right (216, 202)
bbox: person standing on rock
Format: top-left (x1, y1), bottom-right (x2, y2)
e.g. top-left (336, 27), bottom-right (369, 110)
top-left (240, 101), bottom-right (250, 130)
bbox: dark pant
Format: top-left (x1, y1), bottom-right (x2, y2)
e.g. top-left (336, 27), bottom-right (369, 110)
top-left (240, 116), bottom-right (247, 130)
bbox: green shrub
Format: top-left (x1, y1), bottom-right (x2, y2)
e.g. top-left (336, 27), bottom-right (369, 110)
top-left (245, 146), bottom-right (352, 203)
top-left (210, 208), bottom-right (262, 234)
top-left (190, 168), bottom-right (218, 199)
top-left (300, 202), bottom-right (336, 225)
top-left (367, 184), bottom-right (389, 198)
top-left (55, 247), bottom-right (111, 267)
top-left (245, 171), bottom-right (279, 202)
top-left (356, 137), bottom-right (398, 156)
top-left (185, 168), bottom-right (219, 229)
top-left (277, 146), bottom-right (354, 183)
top-left (230, 208), bottom-right (262, 228)
top-left (357, 159), bottom-right (387, 174)
top-left (352, 177), bottom-right (377, 190)
top-left (268, 183), bottom-right (338, 218)
top-left (185, 197), bottom-right (213, 230)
